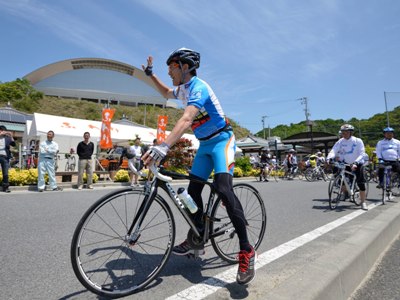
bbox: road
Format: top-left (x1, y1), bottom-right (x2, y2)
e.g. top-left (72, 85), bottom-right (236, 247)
top-left (0, 178), bottom-right (393, 300)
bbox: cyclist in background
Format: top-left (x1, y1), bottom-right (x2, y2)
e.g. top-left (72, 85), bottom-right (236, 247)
top-left (375, 127), bottom-right (400, 189)
top-left (259, 149), bottom-right (271, 182)
top-left (326, 124), bottom-right (368, 210)
top-left (287, 149), bottom-right (298, 179)
top-left (316, 151), bottom-right (325, 166)
top-left (141, 48), bottom-right (256, 285)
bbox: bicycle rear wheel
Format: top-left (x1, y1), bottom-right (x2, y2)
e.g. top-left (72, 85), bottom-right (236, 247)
top-left (329, 176), bottom-right (342, 210)
top-left (210, 183), bottom-right (266, 264)
top-left (71, 188), bottom-right (175, 298)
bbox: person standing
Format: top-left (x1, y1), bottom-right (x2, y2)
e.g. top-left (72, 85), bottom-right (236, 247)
top-left (119, 137), bottom-right (144, 187)
top-left (141, 48), bottom-right (256, 285)
top-left (327, 124), bottom-right (368, 210)
top-left (37, 130), bottom-right (62, 192)
top-left (0, 125), bottom-right (16, 193)
top-left (76, 132), bottom-right (95, 190)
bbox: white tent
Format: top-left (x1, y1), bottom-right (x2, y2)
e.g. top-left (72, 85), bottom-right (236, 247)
top-left (25, 113), bottom-right (200, 170)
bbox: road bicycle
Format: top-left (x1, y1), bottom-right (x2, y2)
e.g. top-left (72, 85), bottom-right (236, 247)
top-left (304, 165), bottom-right (327, 182)
top-left (328, 162), bottom-right (369, 210)
top-left (70, 164), bottom-right (267, 298)
top-left (364, 163), bottom-right (378, 183)
top-left (255, 162), bottom-right (278, 182)
top-left (379, 162), bottom-right (400, 205)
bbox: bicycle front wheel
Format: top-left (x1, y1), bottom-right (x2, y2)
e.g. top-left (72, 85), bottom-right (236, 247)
top-left (70, 188), bottom-right (175, 298)
top-left (382, 173), bottom-right (388, 205)
top-left (210, 183), bottom-right (267, 264)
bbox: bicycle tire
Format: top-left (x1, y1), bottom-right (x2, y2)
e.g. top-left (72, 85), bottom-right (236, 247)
top-left (321, 169), bottom-right (327, 182)
top-left (210, 183), bottom-right (266, 264)
top-left (329, 176), bottom-right (342, 210)
top-left (70, 188), bottom-right (175, 298)
top-left (305, 168), bottom-right (314, 182)
top-left (391, 173), bottom-right (400, 197)
top-left (70, 163), bottom-right (76, 172)
top-left (271, 170), bottom-right (279, 182)
top-left (382, 173), bottom-right (388, 205)
top-left (352, 184), bottom-right (362, 206)
top-left (65, 163), bottom-right (69, 172)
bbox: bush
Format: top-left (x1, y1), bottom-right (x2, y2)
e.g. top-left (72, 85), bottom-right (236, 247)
top-left (233, 167), bottom-right (244, 177)
top-left (113, 170), bottom-right (129, 182)
top-left (235, 156), bottom-right (252, 173)
top-left (83, 173), bottom-right (99, 183)
top-left (6, 169), bottom-right (38, 186)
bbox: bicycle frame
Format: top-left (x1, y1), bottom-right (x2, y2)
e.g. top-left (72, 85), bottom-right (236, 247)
top-left (382, 164), bottom-right (392, 188)
top-left (336, 163), bottom-right (357, 196)
top-left (127, 165), bottom-right (218, 246)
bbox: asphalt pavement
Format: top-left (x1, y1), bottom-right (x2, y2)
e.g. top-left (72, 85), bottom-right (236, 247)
top-left (2, 178), bottom-right (400, 300)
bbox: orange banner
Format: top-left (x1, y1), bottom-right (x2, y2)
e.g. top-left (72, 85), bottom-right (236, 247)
top-left (157, 115), bottom-right (168, 143)
top-left (99, 108), bottom-right (115, 149)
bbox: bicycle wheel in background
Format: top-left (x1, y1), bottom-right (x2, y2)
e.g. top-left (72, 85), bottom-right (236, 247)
top-left (71, 188), bottom-right (175, 298)
top-left (305, 168), bottom-right (314, 182)
top-left (271, 169), bottom-right (279, 182)
top-left (210, 183), bottom-right (267, 264)
top-left (391, 173), bottom-right (400, 197)
top-left (329, 176), bottom-right (342, 210)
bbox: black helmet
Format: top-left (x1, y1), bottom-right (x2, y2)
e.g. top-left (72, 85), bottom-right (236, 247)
top-left (166, 48), bottom-right (200, 69)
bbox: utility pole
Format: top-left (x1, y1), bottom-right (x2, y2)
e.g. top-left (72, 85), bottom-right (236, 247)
top-left (384, 91), bottom-right (390, 127)
top-left (261, 115), bottom-right (267, 139)
top-left (298, 97), bottom-right (314, 153)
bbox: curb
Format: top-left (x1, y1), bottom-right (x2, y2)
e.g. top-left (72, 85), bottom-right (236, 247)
top-left (7, 176), bottom-right (254, 192)
top-left (266, 200), bottom-right (400, 300)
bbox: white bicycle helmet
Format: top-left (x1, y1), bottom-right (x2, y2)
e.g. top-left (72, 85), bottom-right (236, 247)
top-left (340, 124), bottom-right (354, 131)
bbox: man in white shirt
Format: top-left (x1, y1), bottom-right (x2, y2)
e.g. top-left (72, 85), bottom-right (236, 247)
top-left (375, 127), bottom-right (400, 188)
top-left (327, 124), bottom-right (368, 210)
top-left (37, 131), bottom-right (63, 192)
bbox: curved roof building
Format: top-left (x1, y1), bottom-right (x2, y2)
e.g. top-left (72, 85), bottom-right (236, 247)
top-left (24, 58), bottom-right (167, 107)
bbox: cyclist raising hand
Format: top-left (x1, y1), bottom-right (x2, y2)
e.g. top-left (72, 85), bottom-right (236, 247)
top-left (141, 48), bottom-right (256, 285)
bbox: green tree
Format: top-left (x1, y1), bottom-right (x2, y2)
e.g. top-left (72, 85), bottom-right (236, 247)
top-left (0, 78), bottom-right (43, 112)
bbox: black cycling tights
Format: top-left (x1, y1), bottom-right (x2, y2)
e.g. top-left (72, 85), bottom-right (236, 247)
top-left (188, 173), bottom-right (250, 251)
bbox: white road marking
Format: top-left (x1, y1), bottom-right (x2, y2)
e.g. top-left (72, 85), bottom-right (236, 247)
top-left (166, 202), bottom-right (379, 300)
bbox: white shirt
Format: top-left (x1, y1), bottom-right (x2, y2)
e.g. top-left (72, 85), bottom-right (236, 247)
top-left (327, 136), bottom-right (365, 164)
top-left (129, 145), bottom-right (142, 160)
top-left (39, 139), bottom-right (59, 159)
top-left (376, 138), bottom-right (400, 161)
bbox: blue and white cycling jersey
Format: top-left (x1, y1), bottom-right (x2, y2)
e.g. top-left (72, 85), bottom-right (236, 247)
top-left (376, 138), bottom-right (400, 161)
top-left (173, 76), bottom-right (227, 140)
top-left (327, 136), bottom-right (365, 164)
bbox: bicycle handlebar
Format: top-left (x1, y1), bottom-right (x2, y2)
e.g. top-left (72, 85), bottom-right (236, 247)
top-left (149, 163), bottom-right (173, 183)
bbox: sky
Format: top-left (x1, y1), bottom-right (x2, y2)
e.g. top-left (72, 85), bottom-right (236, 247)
top-left (1, 0), bottom-right (400, 134)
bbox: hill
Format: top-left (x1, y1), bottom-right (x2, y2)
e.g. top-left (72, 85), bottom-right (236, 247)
top-left (255, 107), bottom-right (400, 147)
